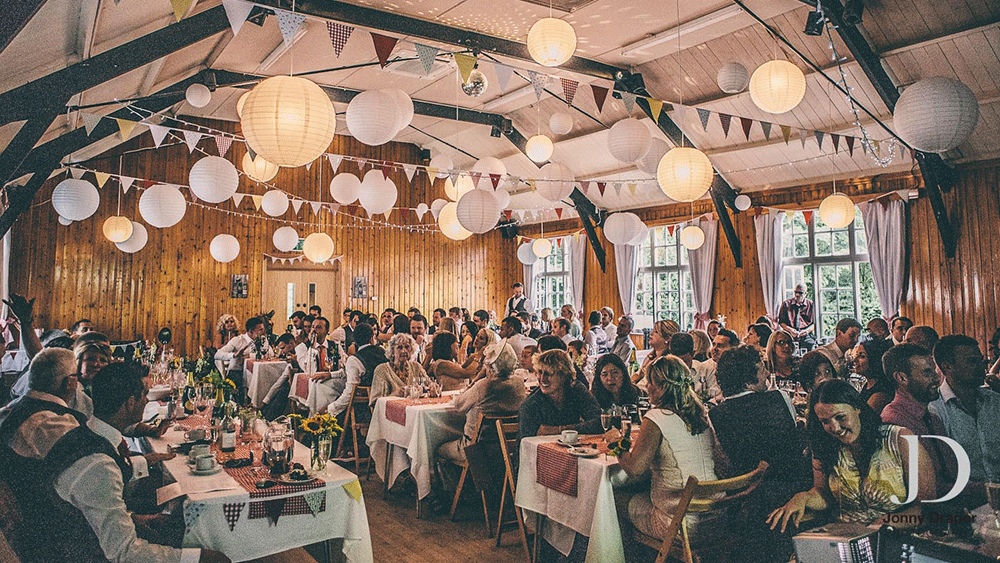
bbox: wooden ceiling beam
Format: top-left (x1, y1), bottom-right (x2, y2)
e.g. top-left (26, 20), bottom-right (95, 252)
top-left (0, 0), bottom-right (47, 55)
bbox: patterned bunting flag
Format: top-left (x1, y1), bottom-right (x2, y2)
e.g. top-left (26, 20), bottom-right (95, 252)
top-left (627, 183), bottom-right (637, 195)
top-left (402, 164), bottom-right (417, 183)
top-left (94, 172), bottom-right (110, 188)
top-left (309, 201), bottom-right (322, 214)
top-left (223, 503), bottom-right (245, 531)
top-left (326, 22), bottom-right (353, 57)
top-left (81, 112), bottom-right (102, 136)
top-left (814, 130), bottom-right (825, 151)
top-left (489, 174), bottom-right (500, 190)
top-left (740, 117), bottom-right (753, 140)
top-left (304, 492), bottom-right (325, 516)
top-left (613, 182), bottom-right (622, 196)
top-left (591, 85), bottom-right (609, 113)
top-left (147, 124), bottom-right (170, 147)
top-left (596, 182), bottom-right (606, 197)
top-left (492, 62), bottom-right (512, 93)
top-left (697, 108), bottom-right (711, 132)
top-left (647, 98), bottom-right (663, 123)
top-left (579, 180), bottom-right (590, 195)
top-left (846, 136), bottom-right (855, 156)
top-left (184, 503), bottom-right (206, 534)
top-left (214, 134), bottom-right (232, 157)
top-left (528, 71), bottom-right (548, 100)
top-left (170, 0), bottom-right (193, 22)
top-left (115, 118), bottom-right (137, 140)
top-left (380, 164), bottom-right (391, 180)
top-left (760, 121), bottom-right (772, 141)
top-left (222, 0), bottom-right (254, 36)
top-left (621, 92), bottom-right (637, 114)
top-left (356, 159), bottom-right (367, 172)
top-left (560, 78), bottom-right (578, 105)
top-left (370, 33), bottom-right (399, 68)
top-left (831, 134), bottom-right (840, 153)
top-left (453, 53), bottom-right (477, 83)
top-left (415, 44), bottom-right (439, 75)
top-left (719, 114), bottom-right (732, 138)
top-left (780, 125), bottom-right (791, 144)
top-left (346, 204), bottom-right (358, 215)
top-left (120, 176), bottom-right (135, 194)
top-left (466, 172), bottom-right (480, 188)
top-left (183, 131), bottom-right (202, 153)
top-left (799, 130), bottom-right (808, 150)
top-left (276, 10), bottom-right (305, 48)
top-left (327, 154), bottom-right (343, 172)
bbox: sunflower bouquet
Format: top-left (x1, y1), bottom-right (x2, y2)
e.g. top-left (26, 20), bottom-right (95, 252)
top-left (288, 413), bottom-right (342, 445)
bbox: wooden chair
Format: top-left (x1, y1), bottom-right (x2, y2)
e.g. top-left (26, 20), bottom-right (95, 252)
top-left (632, 461), bottom-right (769, 563)
top-left (494, 418), bottom-right (532, 563)
top-left (335, 385), bottom-right (372, 477)
top-left (447, 413), bottom-right (518, 534)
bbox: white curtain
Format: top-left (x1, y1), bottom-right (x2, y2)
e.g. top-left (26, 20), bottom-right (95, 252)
top-left (754, 210), bottom-right (785, 321)
top-left (522, 260), bottom-right (536, 310)
top-left (686, 218), bottom-right (719, 330)
top-left (860, 199), bottom-right (906, 319)
top-left (569, 236), bottom-right (586, 313)
top-left (613, 243), bottom-right (638, 315)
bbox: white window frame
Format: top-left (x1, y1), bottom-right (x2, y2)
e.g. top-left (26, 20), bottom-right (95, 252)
top-left (633, 226), bottom-right (695, 330)
top-left (533, 239), bottom-right (573, 313)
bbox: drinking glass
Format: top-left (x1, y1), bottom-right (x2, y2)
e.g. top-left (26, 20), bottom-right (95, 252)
top-left (249, 439), bottom-right (265, 475)
top-left (987, 482), bottom-right (1000, 529)
top-left (600, 410), bottom-right (613, 461)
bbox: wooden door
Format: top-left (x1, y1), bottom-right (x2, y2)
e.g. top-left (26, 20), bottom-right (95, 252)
top-left (262, 261), bottom-right (340, 326)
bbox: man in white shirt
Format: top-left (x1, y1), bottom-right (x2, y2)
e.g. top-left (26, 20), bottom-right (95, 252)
top-left (817, 318), bottom-right (862, 378)
top-left (583, 311), bottom-right (609, 356)
top-left (321, 323), bottom-right (387, 421)
top-left (600, 307), bottom-right (617, 343)
top-left (214, 317), bottom-right (270, 401)
top-left (410, 314), bottom-right (430, 364)
top-left (499, 316), bottom-right (537, 357)
top-left (503, 283), bottom-right (531, 319)
top-left (610, 316), bottom-right (636, 364)
top-left (552, 318), bottom-right (573, 345)
top-left (301, 317), bottom-right (346, 415)
top-left (670, 332), bottom-right (722, 403)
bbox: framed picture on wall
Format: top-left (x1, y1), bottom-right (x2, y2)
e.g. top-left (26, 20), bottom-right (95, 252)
top-left (352, 276), bottom-right (368, 299)
top-left (231, 274), bottom-right (249, 299)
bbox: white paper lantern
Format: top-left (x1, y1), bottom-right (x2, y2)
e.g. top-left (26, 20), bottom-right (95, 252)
top-left (438, 201), bottom-right (472, 241)
top-left (329, 173), bottom-right (362, 204)
top-left (415, 202), bottom-right (430, 221)
top-left (359, 170), bottom-right (398, 216)
top-left (637, 138), bottom-right (669, 175)
top-left (456, 189), bottom-right (500, 234)
top-left (241, 152), bottom-right (279, 183)
top-left (102, 216), bottom-right (134, 243)
top-left (139, 184), bottom-right (186, 228)
top-left (604, 212), bottom-right (641, 245)
top-left (494, 188), bottom-right (510, 209)
top-left (750, 60), bottom-right (806, 114)
top-left (386, 89), bottom-right (414, 134)
top-left (525, 135), bottom-right (554, 163)
top-left (657, 147), bottom-right (714, 202)
top-left (550, 112), bottom-right (573, 135)
top-left (185, 84), bottom-right (212, 108)
top-left (734, 194), bottom-right (752, 211)
top-left (532, 238), bottom-right (552, 258)
top-left (272, 226), bottom-right (299, 252)
top-left (431, 198), bottom-right (448, 221)
top-left (346, 90), bottom-right (399, 146)
top-left (190, 155), bottom-right (239, 203)
top-left (608, 118), bottom-right (651, 163)
top-left (717, 62), bottom-right (750, 94)
top-left (429, 154), bottom-right (453, 178)
top-left (517, 242), bottom-right (538, 265)
top-left (893, 76), bottom-right (979, 153)
top-left (536, 162), bottom-right (575, 202)
top-left (261, 190), bottom-right (289, 216)
top-left (303, 232), bottom-right (334, 263)
top-left (236, 90), bottom-right (250, 118)
top-left (445, 174), bottom-right (475, 201)
top-left (527, 17), bottom-right (577, 67)
top-left (473, 156), bottom-right (507, 178)
top-left (58, 216), bottom-right (74, 226)
top-left (116, 222), bottom-right (147, 253)
top-left (210, 234), bottom-right (241, 263)
top-left (628, 222), bottom-right (650, 246)
top-left (680, 225), bottom-right (705, 250)
top-left (818, 193), bottom-right (856, 229)
top-left (52, 179), bottom-right (100, 221)
top-left (240, 75), bottom-right (337, 167)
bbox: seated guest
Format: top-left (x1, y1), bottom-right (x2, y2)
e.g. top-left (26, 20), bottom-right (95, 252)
top-left (309, 305), bottom-right (323, 318)
top-left (438, 316), bottom-right (457, 336)
top-left (551, 317), bottom-right (573, 345)
top-left (320, 323), bottom-right (387, 418)
top-left (426, 331), bottom-right (473, 391)
top-left (215, 316), bottom-right (270, 400)
top-left (566, 340), bottom-right (587, 373)
top-left (744, 323), bottom-right (772, 355)
top-left (215, 314), bottom-right (239, 349)
top-left (669, 332), bottom-right (720, 401)
top-left (904, 325), bottom-right (940, 352)
top-left (74, 339), bottom-right (111, 395)
top-left (517, 312), bottom-right (540, 340)
top-left (610, 316), bottom-right (636, 364)
top-left (561, 304), bottom-right (583, 338)
top-left (601, 307), bottom-right (617, 342)
top-left (375, 308), bottom-right (396, 343)
top-left (707, 319), bottom-right (722, 340)
top-left (430, 308), bottom-right (446, 335)
top-left (539, 307), bottom-right (555, 334)
top-left (288, 310), bottom-right (306, 337)
top-left (519, 344), bottom-right (538, 377)
top-left (817, 318), bottom-right (862, 378)
top-left (259, 333), bottom-right (300, 420)
top-left (392, 313), bottom-right (411, 335)
top-left (768, 379), bottom-right (935, 532)
top-left (591, 353), bottom-right (639, 410)
top-left (583, 311), bottom-right (609, 356)
top-left (458, 321), bottom-right (478, 364)
top-left (448, 307), bottom-right (463, 328)
top-left (765, 329), bottom-right (799, 382)
top-left (537, 335), bottom-right (588, 387)
top-left (854, 338), bottom-right (895, 414)
top-left (866, 318), bottom-right (890, 341)
top-left (370, 333), bottom-right (428, 406)
top-left (891, 316), bottom-right (914, 345)
top-left (462, 327), bottom-right (496, 380)
top-left (71, 318), bottom-right (96, 340)
top-left (499, 316), bottom-right (536, 357)
top-left (690, 329), bottom-right (711, 362)
top-left (796, 350), bottom-right (838, 394)
top-left (410, 314), bottom-right (430, 364)
top-left (518, 349), bottom-right (601, 438)
top-left (635, 319), bottom-right (679, 387)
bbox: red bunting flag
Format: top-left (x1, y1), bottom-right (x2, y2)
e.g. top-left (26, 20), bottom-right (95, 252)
top-left (740, 117), bottom-right (753, 140)
top-left (142, 179), bottom-right (156, 189)
top-left (326, 22), bottom-right (353, 57)
top-left (719, 114), bottom-right (732, 138)
top-left (802, 210), bottom-right (813, 224)
top-left (489, 174), bottom-right (500, 189)
top-left (556, 238), bottom-right (562, 248)
top-left (345, 204), bottom-right (358, 215)
top-left (579, 181), bottom-right (590, 195)
top-left (753, 207), bottom-right (764, 217)
top-left (504, 210), bottom-right (512, 221)
top-left (380, 164), bottom-right (391, 180)
top-left (667, 225), bottom-right (675, 236)
top-left (370, 33), bottom-right (398, 68)
top-left (555, 207), bottom-right (564, 219)
top-left (560, 78), bottom-right (578, 105)
top-left (591, 85), bottom-right (609, 113)
top-left (596, 182), bottom-right (606, 197)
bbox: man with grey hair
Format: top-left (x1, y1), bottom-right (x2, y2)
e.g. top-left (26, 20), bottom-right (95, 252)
top-left (778, 283), bottom-right (817, 352)
top-left (610, 316), bottom-right (637, 364)
top-left (600, 307), bottom-right (617, 342)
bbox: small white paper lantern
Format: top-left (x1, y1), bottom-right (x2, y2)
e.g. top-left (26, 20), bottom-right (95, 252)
top-left (473, 156), bottom-right (507, 178)
top-left (240, 75), bottom-right (337, 167)
top-left (346, 90), bottom-right (399, 146)
top-left (550, 112), bottom-right (573, 135)
top-left (604, 212), bottom-right (641, 245)
top-left (303, 232), bottom-right (335, 263)
top-left (717, 62), bottom-right (750, 94)
top-left (415, 202), bottom-right (430, 220)
top-left (261, 190), bottom-right (289, 216)
top-left (527, 17), bottom-right (577, 67)
top-left (58, 216), bottom-right (74, 226)
top-left (241, 152), bottom-right (279, 183)
top-left (818, 193), bottom-right (856, 229)
top-left (628, 222), bottom-right (650, 246)
top-left (185, 84), bottom-right (212, 108)
top-left (429, 154), bottom-right (453, 178)
top-left (102, 216), bottom-right (134, 243)
top-left (431, 198), bottom-right (448, 220)
top-left (386, 89), bottom-right (414, 134)
top-left (494, 188), bottom-right (510, 209)
top-left (139, 184), bottom-right (186, 228)
top-left (657, 147), bottom-right (714, 202)
top-left (680, 224), bottom-right (706, 250)
top-left (608, 118), bottom-right (651, 163)
top-left (190, 155), bottom-right (239, 203)
top-left (456, 189), bottom-right (500, 234)
top-left (517, 242), bottom-right (538, 265)
top-left (359, 170), bottom-right (398, 216)
top-left (637, 138), bottom-right (669, 175)
top-left (210, 234), bottom-right (241, 263)
top-left (236, 91), bottom-right (250, 118)
top-left (445, 174), bottom-right (475, 201)
top-left (536, 162), bottom-right (575, 202)
top-left (750, 60), bottom-right (806, 114)
top-left (329, 173), bottom-right (362, 204)
top-left (116, 221), bottom-right (147, 253)
top-left (525, 135), bottom-right (554, 163)
top-left (532, 238), bottom-right (552, 258)
top-left (438, 201), bottom-right (472, 241)
top-left (52, 179), bottom-right (100, 221)
top-left (272, 226), bottom-right (299, 252)
top-left (734, 194), bottom-right (752, 211)
top-left (893, 76), bottom-right (980, 153)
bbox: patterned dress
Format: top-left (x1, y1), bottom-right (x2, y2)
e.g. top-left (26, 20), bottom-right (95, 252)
top-left (828, 424), bottom-right (908, 524)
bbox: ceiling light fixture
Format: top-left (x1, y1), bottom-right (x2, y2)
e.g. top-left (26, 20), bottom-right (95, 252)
top-left (620, 4), bottom-right (745, 58)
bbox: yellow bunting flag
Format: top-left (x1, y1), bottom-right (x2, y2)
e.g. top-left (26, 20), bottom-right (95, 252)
top-left (426, 167), bottom-right (438, 180)
top-left (251, 195), bottom-right (263, 210)
top-left (93, 172), bottom-right (110, 188)
top-left (170, 0), bottom-right (193, 21)
top-left (647, 98), bottom-right (663, 123)
top-left (627, 183), bottom-right (637, 195)
top-left (115, 119), bottom-right (137, 140)
top-left (453, 53), bottom-right (477, 83)
top-left (342, 480), bottom-right (362, 502)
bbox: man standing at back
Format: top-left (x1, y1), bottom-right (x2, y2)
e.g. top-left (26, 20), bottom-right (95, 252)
top-left (504, 283), bottom-right (530, 319)
top-left (778, 284), bottom-right (816, 352)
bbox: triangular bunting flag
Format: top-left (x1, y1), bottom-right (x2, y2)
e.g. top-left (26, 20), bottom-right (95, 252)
top-left (142, 180), bottom-right (156, 190)
top-left (799, 130), bottom-right (808, 150)
top-left (304, 491), bottom-right (324, 516)
top-left (555, 207), bottom-right (564, 219)
top-left (453, 53), bottom-right (477, 83)
top-left (414, 43), bottom-right (439, 75)
top-left (621, 92), bottom-right (637, 114)
top-left (120, 176), bottom-right (135, 194)
top-left (667, 225), bottom-right (675, 236)
top-left (469, 171), bottom-right (483, 188)
top-left (291, 199), bottom-right (304, 214)
top-left (613, 182), bottom-right (622, 196)
top-left (493, 62), bottom-right (513, 93)
top-left (329, 203), bottom-right (341, 214)
top-left (814, 130), bottom-right (825, 151)
top-left (147, 124), bottom-right (170, 147)
top-left (309, 201), bottom-right (322, 214)
top-left (356, 159), bottom-right (367, 172)
top-left (504, 210), bottom-right (512, 221)
top-left (579, 181), bottom-right (590, 195)
top-left (781, 125), bottom-right (791, 144)
top-left (402, 164), bottom-right (417, 183)
top-left (94, 172), bottom-right (110, 188)
top-left (327, 154), bottom-right (343, 172)
top-left (425, 167), bottom-right (438, 180)
top-left (597, 182), bottom-right (606, 197)
top-left (380, 164), bottom-right (391, 180)
top-left (739, 117), bottom-right (753, 140)
top-left (232, 193), bottom-right (245, 207)
top-left (115, 118), bottom-right (137, 140)
top-left (276, 10), bottom-right (306, 48)
top-left (697, 108), bottom-right (711, 132)
top-left (489, 174), bottom-right (500, 190)
top-left (560, 78), bottom-right (578, 106)
top-left (527, 180), bottom-right (536, 192)
top-left (222, 0), bottom-right (254, 36)
top-left (802, 210), bottom-right (814, 224)
top-left (214, 135), bottom-right (232, 157)
top-left (305, 161), bottom-right (312, 171)
top-left (370, 33), bottom-right (399, 68)
top-left (718, 113), bottom-right (733, 138)
top-left (627, 183), bottom-right (637, 195)
top-left (528, 71), bottom-right (548, 101)
top-left (846, 136), bottom-right (855, 156)
top-left (183, 130), bottom-right (202, 152)
top-left (647, 98), bottom-right (663, 123)
top-left (81, 112), bottom-right (102, 136)
top-left (183, 502), bottom-right (206, 535)
top-left (70, 168), bottom-right (85, 180)
top-left (326, 21), bottom-right (353, 57)
top-left (760, 121), bottom-right (772, 141)
top-left (263, 498), bottom-right (287, 526)
top-left (516, 235), bottom-right (524, 245)
top-left (346, 204), bottom-right (358, 215)
top-left (591, 85), bottom-right (609, 113)
top-left (831, 133), bottom-right (840, 153)
top-left (251, 195), bottom-right (263, 210)
top-left (246, 145), bottom-right (255, 160)
top-left (170, 0), bottom-right (193, 22)
top-left (384, 209), bottom-right (392, 220)
top-left (223, 502), bottom-right (244, 531)
top-left (448, 171), bottom-right (459, 185)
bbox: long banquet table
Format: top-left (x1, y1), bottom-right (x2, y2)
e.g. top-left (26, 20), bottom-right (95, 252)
top-left (244, 359), bottom-right (288, 408)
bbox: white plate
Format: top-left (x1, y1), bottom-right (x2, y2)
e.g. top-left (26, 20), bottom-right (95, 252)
top-left (566, 447), bottom-right (599, 458)
top-left (190, 465), bottom-right (223, 476)
top-left (273, 472), bottom-right (318, 484)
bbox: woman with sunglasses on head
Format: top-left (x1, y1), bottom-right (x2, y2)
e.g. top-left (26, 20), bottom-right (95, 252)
top-left (765, 329), bottom-right (799, 383)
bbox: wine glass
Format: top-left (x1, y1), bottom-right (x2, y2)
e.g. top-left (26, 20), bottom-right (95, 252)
top-left (987, 482), bottom-right (1000, 529)
top-left (600, 410), bottom-right (613, 460)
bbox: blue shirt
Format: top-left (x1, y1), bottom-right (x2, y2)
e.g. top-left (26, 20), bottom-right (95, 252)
top-left (929, 379), bottom-right (1000, 482)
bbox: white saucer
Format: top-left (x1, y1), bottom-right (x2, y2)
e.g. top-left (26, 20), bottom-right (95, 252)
top-left (567, 447), bottom-right (599, 458)
top-left (190, 465), bottom-right (223, 476)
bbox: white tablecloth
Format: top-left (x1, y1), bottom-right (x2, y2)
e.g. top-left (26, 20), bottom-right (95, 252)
top-left (149, 425), bottom-right (373, 563)
top-left (244, 360), bottom-right (288, 408)
top-left (365, 395), bottom-right (464, 500)
top-left (515, 435), bottom-right (629, 562)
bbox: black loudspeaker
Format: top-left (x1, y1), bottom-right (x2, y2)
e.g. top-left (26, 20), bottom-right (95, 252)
top-left (418, 148), bottom-right (431, 162)
top-left (499, 221), bottom-right (518, 239)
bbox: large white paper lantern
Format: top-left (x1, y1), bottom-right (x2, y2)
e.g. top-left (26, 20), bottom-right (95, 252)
top-left (58, 216), bottom-right (74, 226)
top-left (240, 75), bottom-right (337, 167)
top-left (139, 184), bottom-right (186, 228)
top-left (657, 147), bottom-right (714, 202)
top-left (893, 77), bottom-right (979, 153)
top-left (536, 162), bottom-right (575, 202)
top-left (680, 224), bottom-right (705, 250)
top-left (734, 194), bottom-right (752, 211)
top-left (550, 112), bottom-right (573, 135)
top-left (429, 154), bottom-right (453, 178)
top-left (456, 189), bottom-right (500, 234)
top-left (532, 238), bottom-right (552, 258)
top-left (430, 198), bottom-right (448, 220)
top-left (102, 216), bottom-right (134, 243)
top-left (517, 242), bottom-right (538, 265)
top-left (190, 155), bottom-right (239, 203)
top-left (116, 222), bottom-right (147, 253)
top-left (444, 174), bottom-right (475, 201)
top-left (494, 188), bottom-right (510, 209)
top-left (527, 17), bottom-right (577, 67)
top-left (526, 135), bottom-right (554, 163)
top-left (261, 190), bottom-right (289, 216)
top-left (386, 89), bottom-right (414, 134)
top-left (818, 193), bottom-right (856, 229)
top-left (346, 90), bottom-right (399, 146)
top-left (637, 138), bottom-right (669, 175)
top-left (359, 170), bottom-right (398, 216)
top-left (272, 226), bottom-right (299, 252)
top-left (329, 172), bottom-right (361, 204)
top-left (438, 201), bottom-right (472, 240)
top-left (628, 222), bottom-right (650, 246)
top-left (303, 232), bottom-right (334, 263)
top-left (604, 212), bottom-right (642, 245)
top-left (608, 118), bottom-right (651, 163)
top-left (210, 234), bottom-right (241, 263)
top-left (236, 91), bottom-right (250, 118)
top-left (473, 156), bottom-right (507, 178)
top-left (241, 152), bottom-right (279, 183)
top-left (717, 62), bottom-right (750, 94)
top-left (750, 60), bottom-right (806, 114)
top-left (186, 84), bottom-right (211, 108)
top-left (52, 179), bottom-right (100, 221)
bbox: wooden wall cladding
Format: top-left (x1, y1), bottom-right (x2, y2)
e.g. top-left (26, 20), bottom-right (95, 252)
top-left (10, 119), bottom-right (518, 355)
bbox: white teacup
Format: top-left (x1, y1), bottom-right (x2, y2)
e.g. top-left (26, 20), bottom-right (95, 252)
top-left (185, 428), bottom-right (207, 441)
top-left (560, 429), bottom-right (579, 444)
top-left (188, 444), bottom-right (211, 462)
top-left (195, 454), bottom-right (217, 471)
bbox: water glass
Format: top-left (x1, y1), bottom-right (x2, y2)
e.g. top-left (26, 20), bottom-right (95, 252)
top-left (987, 482), bottom-right (1000, 529)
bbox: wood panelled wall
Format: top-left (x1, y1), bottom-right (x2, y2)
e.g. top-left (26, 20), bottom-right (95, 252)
top-left (10, 119), bottom-right (518, 355)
